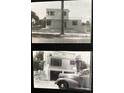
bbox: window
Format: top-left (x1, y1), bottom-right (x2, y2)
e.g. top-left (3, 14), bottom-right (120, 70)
top-left (47, 11), bottom-right (55, 16)
top-left (50, 11), bottom-right (55, 16)
top-left (64, 11), bottom-right (66, 16)
top-left (50, 58), bottom-right (62, 66)
top-left (47, 11), bottom-right (50, 15)
top-left (72, 20), bottom-right (78, 25)
top-left (47, 20), bottom-right (51, 25)
top-left (70, 60), bottom-right (75, 65)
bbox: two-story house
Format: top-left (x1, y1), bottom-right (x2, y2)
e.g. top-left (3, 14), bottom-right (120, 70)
top-left (43, 51), bottom-right (77, 81)
top-left (45, 8), bottom-right (88, 33)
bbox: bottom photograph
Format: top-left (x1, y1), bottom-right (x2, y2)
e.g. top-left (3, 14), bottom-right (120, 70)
top-left (33, 51), bottom-right (92, 90)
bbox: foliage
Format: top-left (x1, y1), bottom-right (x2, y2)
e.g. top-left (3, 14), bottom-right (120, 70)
top-left (33, 52), bottom-right (45, 71)
top-left (31, 11), bottom-right (39, 25)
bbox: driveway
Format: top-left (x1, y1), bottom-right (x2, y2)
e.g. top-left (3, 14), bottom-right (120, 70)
top-left (34, 80), bottom-right (59, 89)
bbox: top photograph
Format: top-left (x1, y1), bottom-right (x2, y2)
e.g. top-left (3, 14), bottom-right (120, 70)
top-left (31, 0), bottom-right (92, 43)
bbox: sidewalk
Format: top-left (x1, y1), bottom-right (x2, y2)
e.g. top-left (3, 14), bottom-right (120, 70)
top-left (32, 32), bottom-right (91, 38)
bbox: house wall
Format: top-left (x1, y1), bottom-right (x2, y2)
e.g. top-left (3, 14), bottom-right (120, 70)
top-left (45, 19), bottom-right (87, 33)
top-left (46, 9), bottom-right (69, 20)
top-left (44, 52), bottom-right (76, 71)
top-left (45, 56), bottom-right (76, 80)
top-left (45, 8), bottom-right (91, 33)
top-left (48, 57), bottom-right (76, 70)
top-left (46, 20), bottom-right (61, 29)
top-left (43, 52), bottom-right (77, 80)
top-left (66, 20), bottom-right (85, 33)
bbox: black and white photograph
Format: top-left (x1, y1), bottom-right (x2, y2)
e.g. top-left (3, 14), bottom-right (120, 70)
top-left (33, 51), bottom-right (92, 90)
top-left (32, 0), bottom-right (92, 43)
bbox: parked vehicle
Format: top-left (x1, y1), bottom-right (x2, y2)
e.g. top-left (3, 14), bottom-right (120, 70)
top-left (55, 69), bottom-right (91, 90)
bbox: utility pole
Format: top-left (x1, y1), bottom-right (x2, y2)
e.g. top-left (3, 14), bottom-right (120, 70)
top-left (61, 0), bottom-right (64, 34)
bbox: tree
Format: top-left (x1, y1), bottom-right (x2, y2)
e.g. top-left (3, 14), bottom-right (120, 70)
top-left (31, 11), bottom-right (36, 18)
top-left (39, 17), bottom-right (46, 28)
top-left (33, 52), bottom-right (45, 71)
top-left (35, 52), bottom-right (44, 61)
top-left (33, 60), bottom-right (45, 71)
top-left (31, 11), bottom-right (39, 25)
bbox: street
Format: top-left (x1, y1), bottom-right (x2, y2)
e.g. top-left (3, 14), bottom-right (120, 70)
top-left (32, 30), bottom-right (91, 43)
top-left (32, 33), bottom-right (91, 43)
top-left (32, 37), bottom-right (90, 43)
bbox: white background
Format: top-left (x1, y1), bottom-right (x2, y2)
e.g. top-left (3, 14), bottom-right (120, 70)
top-left (0, 0), bottom-right (124, 93)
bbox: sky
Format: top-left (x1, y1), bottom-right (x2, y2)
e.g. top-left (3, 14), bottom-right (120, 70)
top-left (31, 0), bottom-right (91, 22)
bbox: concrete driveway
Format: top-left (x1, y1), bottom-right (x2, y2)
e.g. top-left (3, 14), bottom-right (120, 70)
top-left (34, 80), bottom-right (59, 89)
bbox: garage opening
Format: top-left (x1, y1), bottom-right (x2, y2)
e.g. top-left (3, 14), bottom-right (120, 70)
top-left (50, 71), bottom-right (62, 81)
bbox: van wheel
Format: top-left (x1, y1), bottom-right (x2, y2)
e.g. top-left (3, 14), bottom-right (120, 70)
top-left (58, 81), bottom-right (69, 89)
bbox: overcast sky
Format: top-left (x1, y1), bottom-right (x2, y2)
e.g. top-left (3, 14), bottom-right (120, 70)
top-left (31, 0), bottom-right (91, 22)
